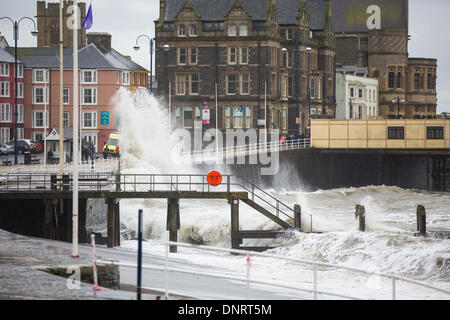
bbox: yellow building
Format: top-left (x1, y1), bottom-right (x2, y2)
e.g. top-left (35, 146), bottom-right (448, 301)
top-left (130, 70), bottom-right (149, 92)
top-left (311, 119), bottom-right (450, 149)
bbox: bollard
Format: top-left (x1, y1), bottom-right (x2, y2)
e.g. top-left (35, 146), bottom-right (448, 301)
top-left (355, 205), bottom-right (366, 232)
top-left (294, 204), bottom-right (301, 231)
top-left (416, 205), bottom-right (426, 236)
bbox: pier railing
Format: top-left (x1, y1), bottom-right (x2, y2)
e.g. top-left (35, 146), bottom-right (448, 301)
top-left (97, 235), bottom-right (450, 300)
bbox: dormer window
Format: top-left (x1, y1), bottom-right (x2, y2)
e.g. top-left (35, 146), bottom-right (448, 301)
top-left (239, 24), bottom-right (248, 36)
top-left (189, 24), bottom-right (197, 37)
top-left (228, 24), bottom-right (236, 36)
top-left (178, 24), bottom-right (186, 37)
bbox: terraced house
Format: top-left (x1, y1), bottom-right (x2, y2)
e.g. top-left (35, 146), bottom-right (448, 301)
top-left (155, 0), bottom-right (337, 137)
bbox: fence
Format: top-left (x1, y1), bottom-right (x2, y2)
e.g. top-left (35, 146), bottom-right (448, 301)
top-left (96, 233), bottom-right (450, 300)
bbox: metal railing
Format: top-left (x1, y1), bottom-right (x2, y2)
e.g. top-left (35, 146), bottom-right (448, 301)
top-left (97, 236), bottom-right (450, 300)
top-left (188, 138), bottom-right (311, 162)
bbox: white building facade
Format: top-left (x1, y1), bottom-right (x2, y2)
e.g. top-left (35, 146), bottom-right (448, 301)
top-left (336, 72), bottom-right (379, 120)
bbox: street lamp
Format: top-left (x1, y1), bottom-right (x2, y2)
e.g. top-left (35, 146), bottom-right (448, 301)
top-left (133, 35), bottom-right (154, 93)
top-left (0, 16), bottom-right (38, 165)
top-left (163, 43), bottom-right (171, 132)
top-left (306, 47), bottom-right (312, 133)
top-left (392, 97), bottom-right (406, 119)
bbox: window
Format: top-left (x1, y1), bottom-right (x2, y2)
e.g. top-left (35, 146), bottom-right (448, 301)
top-left (195, 106), bottom-right (201, 120)
top-left (234, 106), bottom-right (243, 128)
top-left (122, 72), bottom-right (130, 85)
top-left (178, 24), bottom-right (186, 37)
top-left (190, 48), bottom-right (197, 64)
top-left (189, 24), bottom-right (197, 37)
top-left (397, 72), bottom-right (402, 89)
top-left (33, 69), bottom-right (49, 83)
top-left (178, 48), bottom-right (187, 65)
top-left (17, 128), bottom-right (24, 140)
top-left (17, 104), bottom-right (23, 123)
top-left (82, 111), bottom-right (97, 129)
top-left (1, 103), bottom-right (11, 123)
top-left (414, 73), bottom-right (422, 89)
top-left (183, 106), bottom-right (193, 128)
top-left (228, 47), bottom-right (237, 64)
top-left (287, 29), bottom-right (293, 40)
top-left (427, 127), bottom-right (444, 140)
top-left (350, 87), bottom-right (355, 98)
top-left (63, 88), bottom-right (70, 104)
top-left (388, 127), bottom-right (404, 140)
top-left (0, 63), bottom-right (9, 76)
top-left (32, 110), bottom-right (48, 128)
top-left (81, 87), bottom-right (97, 105)
top-left (18, 65), bottom-right (23, 78)
top-left (176, 74), bottom-right (187, 95)
top-left (228, 24), bottom-right (236, 36)
top-left (0, 127), bottom-right (10, 144)
top-left (388, 72), bottom-right (395, 89)
top-left (227, 74), bottom-right (237, 94)
top-left (0, 82), bottom-right (9, 97)
top-left (190, 74), bottom-right (199, 95)
top-left (81, 70), bottom-right (97, 84)
top-left (282, 108), bottom-right (287, 130)
top-left (33, 132), bottom-right (44, 142)
top-left (245, 106), bottom-right (251, 128)
top-left (288, 76), bottom-right (294, 97)
top-left (63, 112), bottom-right (69, 127)
top-left (17, 82), bottom-right (23, 98)
top-left (310, 79), bottom-right (316, 99)
top-left (240, 47), bottom-right (248, 64)
top-left (239, 24), bottom-right (248, 36)
top-left (225, 106), bottom-right (231, 128)
top-left (240, 74), bottom-right (250, 95)
top-left (117, 72), bottom-right (120, 84)
top-left (33, 87), bottom-right (49, 104)
top-left (358, 89), bottom-right (363, 99)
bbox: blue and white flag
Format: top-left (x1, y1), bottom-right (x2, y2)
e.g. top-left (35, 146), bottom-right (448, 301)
top-left (82, 3), bottom-right (93, 29)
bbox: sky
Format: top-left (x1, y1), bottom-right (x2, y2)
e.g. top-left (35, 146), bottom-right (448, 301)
top-left (1, 0), bottom-right (449, 113)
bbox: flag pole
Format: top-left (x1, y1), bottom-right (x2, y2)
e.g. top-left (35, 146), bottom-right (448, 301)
top-left (71, 0), bottom-right (79, 258)
top-left (59, 0), bottom-right (64, 174)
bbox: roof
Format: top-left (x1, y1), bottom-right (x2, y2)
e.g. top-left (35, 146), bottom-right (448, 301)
top-left (162, 0), bottom-right (407, 32)
top-left (7, 44), bottom-right (147, 72)
top-left (46, 127), bottom-right (74, 141)
top-left (0, 47), bottom-right (20, 64)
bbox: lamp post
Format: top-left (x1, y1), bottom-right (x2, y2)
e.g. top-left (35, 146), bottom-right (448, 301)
top-left (163, 43), bottom-right (170, 131)
top-left (133, 35), bottom-right (154, 93)
top-left (306, 47), bottom-right (312, 135)
top-left (0, 16), bottom-right (38, 165)
top-left (392, 97), bottom-right (406, 119)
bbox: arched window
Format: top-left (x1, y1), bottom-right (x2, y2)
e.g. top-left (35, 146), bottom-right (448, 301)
top-left (49, 22), bottom-right (59, 45)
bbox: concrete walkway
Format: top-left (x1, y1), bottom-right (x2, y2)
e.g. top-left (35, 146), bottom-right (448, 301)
top-left (0, 229), bottom-right (154, 300)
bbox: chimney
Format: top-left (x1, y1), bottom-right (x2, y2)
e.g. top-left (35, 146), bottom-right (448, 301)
top-left (87, 32), bottom-right (112, 53)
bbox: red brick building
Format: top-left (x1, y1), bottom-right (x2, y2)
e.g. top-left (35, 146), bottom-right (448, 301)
top-left (0, 47), bottom-right (24, 144)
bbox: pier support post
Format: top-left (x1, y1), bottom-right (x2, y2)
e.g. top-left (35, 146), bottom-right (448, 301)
top-left (230, 197), bottom-right (240, 250)
top-left (115, 199), bottom-right (121, 247)
top-left (416, 205), bottom-right (426, 236)
top-left (167, 197), bottom-right (180, 253)
top-left (107, 198), bottom-right (116, 248)
top-left (294, 204), bottom-right (301, 231)
top-left (355, 205), bottom-right (366, 232)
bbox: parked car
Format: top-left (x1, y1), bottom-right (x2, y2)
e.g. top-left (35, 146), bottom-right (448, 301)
top-left (1, 142), bottom-right (14, 154)
top-left (0, 143), bottom-right (8, 155)
top-left (6, 140), bottom-right (31, 154)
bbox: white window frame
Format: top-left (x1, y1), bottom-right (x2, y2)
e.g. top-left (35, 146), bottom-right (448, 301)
top-left (81, 70), bottom-right (98, 84)
top-left (175, 73), bottom-right (187, 96)
top-left (63, 88), bottom-right (70, 104)
top-left (240, 47), bottom-right (248, 65)
top-left (122, 72), bottom-right (130, 85)
top-left (17, 82), bottom-right (24, 98)
top-left (239, 24), bottom-right (248, 36)
top-left (189, 73), bottom-right (199, 95)
top-left (227, 74), bottom-right (238, 95)
top-left (240, 74), bottom-right (250, 95)
top-left (32, 110), bottom-right (49, 128)
top-left (228, 47), bottom-right (237, 65)
top-left (81, 87), bottom-right (98, 105)
top-left (0, 127), bottom-right (10, 144)
top-left (63, 112), bottom-right (69, 127)
top-left (1, 103), bottom-right (12, 123)
top-left (190, 48), bottom-right (198, 65)
top-left (33, 69), bottom-right (49, 84)
top-left (18, 65), bottom-right (23, 78)
top-left (17, 128), bottom-right (24, 140)
top-left (0, 81), bottom-right (9, 97)
top-left (228, 24), bottom-right (236, 36)
top-left (33, 87), bottom-right (49, 105)
top-left (17, 104), bottom-right (24, 123)
top-left (178, 24), bottom-right (186, 37)
top-left (178, 48), bottom-right (187, 65)
top-left (82, 111), bottom-right (97, 129)
top-left (0, 63), bottom-right (9, 77)
top-left (189, 24), bottom-right (198, 37)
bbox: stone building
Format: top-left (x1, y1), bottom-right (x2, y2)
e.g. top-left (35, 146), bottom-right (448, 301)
top-left (155, 0), bottom-right (337, 137)
top-left (36, 0), bottom-right (87, 48)
top-left (331, 0), bottom-right (437, 119)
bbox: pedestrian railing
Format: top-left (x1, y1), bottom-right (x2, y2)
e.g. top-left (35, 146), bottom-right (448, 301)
top-left (96, 235), bottom-right (450, 300)
top-left (188, 138), bottom-right (311, 162)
